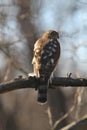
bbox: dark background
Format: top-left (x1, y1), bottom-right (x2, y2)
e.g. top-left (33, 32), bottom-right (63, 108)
top-left (0, 0), bottom-right (87, 129)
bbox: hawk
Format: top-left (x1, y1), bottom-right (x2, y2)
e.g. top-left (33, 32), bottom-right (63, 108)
top-left (32, 30), bottom-right (60, 103)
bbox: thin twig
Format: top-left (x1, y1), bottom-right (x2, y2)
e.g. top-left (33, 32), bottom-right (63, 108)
top-left (53, 106), bottom-right (75, 129)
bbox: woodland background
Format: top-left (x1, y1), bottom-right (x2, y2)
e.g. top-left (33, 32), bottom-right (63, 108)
top-left (0, 0), bottom-right (87, 130)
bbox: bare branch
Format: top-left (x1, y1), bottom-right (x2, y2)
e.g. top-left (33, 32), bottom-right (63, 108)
top-left (61, 115), bottom-right (87, 130)
top-left (50, 77), bottom-right (87, 88)
top-left (0, 76), bottom-right (37, 94)
top-left (0, 76), bottom-right (87, 94)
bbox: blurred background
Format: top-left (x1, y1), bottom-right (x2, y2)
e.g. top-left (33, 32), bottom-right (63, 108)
top-left (0, 0), bottom-right (87, 129)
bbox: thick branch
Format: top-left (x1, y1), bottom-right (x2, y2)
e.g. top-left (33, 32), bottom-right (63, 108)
top-left (0, 76), bottom-right (87, 94)
top-left (50, 77), bottom-right (87, 87)
top-left (0, 77), bottom-right (38, 94)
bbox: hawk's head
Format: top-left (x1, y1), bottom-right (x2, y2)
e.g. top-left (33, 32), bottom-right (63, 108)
top-left (43, 30), bottom-right (59, 39)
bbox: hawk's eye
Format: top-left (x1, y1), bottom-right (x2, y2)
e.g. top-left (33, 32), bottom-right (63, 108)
top-left (49, 32), bottom-right (55, 38)
top-left (50, 32), bottom-right (55, 36)
top-left (48, 31), bottom-right (59, 38)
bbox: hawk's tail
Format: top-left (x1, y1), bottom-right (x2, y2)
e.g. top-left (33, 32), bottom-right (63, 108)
top-left (37, 83), bottom-right (47, 103)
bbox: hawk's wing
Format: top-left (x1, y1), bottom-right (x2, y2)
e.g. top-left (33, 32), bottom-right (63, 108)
top-left (39, 39), bottom-right (60, 80)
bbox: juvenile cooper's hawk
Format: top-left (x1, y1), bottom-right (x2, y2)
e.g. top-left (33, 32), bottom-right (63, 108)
top-left (32, 30), bottom-right (60, 103)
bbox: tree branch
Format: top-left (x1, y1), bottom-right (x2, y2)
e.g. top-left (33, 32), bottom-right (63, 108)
top-left (0, 76), bottom-right (87, 94)
top-left (50, 77), bottom-right (87, 88)
top-left (0, 76), bottom-right (38, 94)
